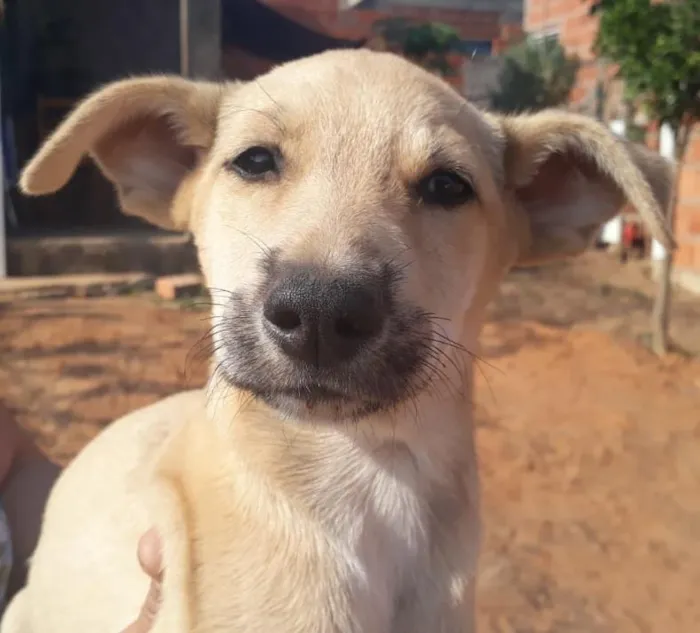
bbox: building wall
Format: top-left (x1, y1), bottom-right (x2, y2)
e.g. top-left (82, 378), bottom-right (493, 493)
top-left (8, 0), bottom-right (180, 232)
top-left (263, 0), bottom-right (501, 40)
top-left (461, 56), bottom-right (504, 108)
top-left (674, 128), bottom-right (700, 282)
top-left (524, 0), bottom-right (603, 112)
top-left (352, 1), bottom-right (523, 25)
top-left (525, 0), bottom-right (700, 287)
top-left (45, 0), bottom-right (180, 89)
top-left (254, 0), bottom-right (503, 91)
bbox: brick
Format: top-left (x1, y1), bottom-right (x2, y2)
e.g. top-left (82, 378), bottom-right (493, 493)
top-left (155, 274), bottom-right (204, 301)
top-left (677, 207), bottom-right (700, 236)
top-left (675, 241), bottom-right (700, 273)
top-left (524, 12), bottom-right (545, 30)
top-left (685, 137), bottom-right (700, 165)
top-left (692, 242), bottom-right (700, 271)
top-left (674, 244), bottom-right (694, 268)
top-left (646, 127), bottom-right (660, 152)
top-left (678, 168), bottom-right (700, 202)
top-left (570, 85), bottom-right (587, 104)
top-left (577, 64), bottom-right (599, 82)
top-left (675, 203), bottom-right (700, 236)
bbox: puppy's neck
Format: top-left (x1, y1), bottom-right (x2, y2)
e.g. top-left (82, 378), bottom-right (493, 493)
top-left (160, 367), bottom-right (479, 632)
top-left (199, 361), bottom-right (475, 506)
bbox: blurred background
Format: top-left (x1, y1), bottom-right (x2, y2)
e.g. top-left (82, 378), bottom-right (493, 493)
top-left (0, 1), bottom-right (698, 631)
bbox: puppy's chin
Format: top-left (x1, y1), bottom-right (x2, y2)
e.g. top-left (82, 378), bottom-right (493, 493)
top-left (254, 391), bottom-right (386, 423)
top-left (218, 371), bottom-right (401, 423)
top-left (215, 349), bottom-right (428, 423)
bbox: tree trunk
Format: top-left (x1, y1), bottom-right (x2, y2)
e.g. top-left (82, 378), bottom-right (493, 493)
top-left (651, 245), bottom-right (673, 355)
top-left (650, 123), bottom-right (691, 356)
top-left (618, 98), bottom-right (635, 263)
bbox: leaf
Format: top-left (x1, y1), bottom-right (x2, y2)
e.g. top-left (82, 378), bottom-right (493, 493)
top-left (372, 18), bottom-right (462, 77)
top-left (594, 0), bottom-right (700, 126)
top-left (489, 37), bottom-right (580, 113)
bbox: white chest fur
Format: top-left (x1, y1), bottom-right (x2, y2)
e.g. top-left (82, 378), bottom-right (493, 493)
top-left (317, 443), bottom-right (429, 632)
top-left (188, 404), bottom-right (475, 633)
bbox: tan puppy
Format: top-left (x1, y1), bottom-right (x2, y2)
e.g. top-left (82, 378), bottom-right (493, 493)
top-left (1, 50), bottom-right (673, 633)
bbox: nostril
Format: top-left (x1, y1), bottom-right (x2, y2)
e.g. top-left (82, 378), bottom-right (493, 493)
top-left (261, 266), bottom-right (389, 366)
top-left (335, 316), bottom-right (367, 339)
top-left (334, 315), bottom-right (379, 339)
top-left (265, 305), bottom-right (302, 331)
top-left (333, 288), bottom-right (384, 342)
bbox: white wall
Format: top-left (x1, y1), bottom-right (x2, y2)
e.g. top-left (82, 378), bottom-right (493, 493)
top-left (651, 123), bottom-right (675, 261)
top-left (599, 119), bottom-right (626, 246)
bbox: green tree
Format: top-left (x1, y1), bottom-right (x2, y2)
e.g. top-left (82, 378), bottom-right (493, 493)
top-left (593, 0), bottom-right (700, 355)
top-left (373, 18), bottom-right (461, 77)
top-left (489, 37), bottom-right (580, 113)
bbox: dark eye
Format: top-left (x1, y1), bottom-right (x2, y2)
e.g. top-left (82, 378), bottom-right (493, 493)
top-left (228, 146), bottom-right (279, 181)
top-left (417, 169), bottom-right (475, 208)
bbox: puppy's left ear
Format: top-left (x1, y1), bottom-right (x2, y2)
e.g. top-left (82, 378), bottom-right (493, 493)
top-left (501, 110), bottom-right (675, 265)
top-left (19, 76), bottom-right (224, 231)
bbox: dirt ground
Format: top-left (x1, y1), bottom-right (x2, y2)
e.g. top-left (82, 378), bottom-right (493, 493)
top-left (1, 251), bottom-right (699, 633)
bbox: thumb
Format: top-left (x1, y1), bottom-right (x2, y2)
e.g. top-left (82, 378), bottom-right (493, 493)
top-left (122, 529), bottom-right (163, 633)
top-left (137, 527), bottom-right (163, 581)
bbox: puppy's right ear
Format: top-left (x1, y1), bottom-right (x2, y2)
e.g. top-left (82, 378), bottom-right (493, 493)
top-left (20, 76), bottom-right (224, 230)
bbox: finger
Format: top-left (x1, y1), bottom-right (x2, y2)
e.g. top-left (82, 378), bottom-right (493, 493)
top-left (137, 527), bottom-right (163, 581)
top-left (120, 530), bottom-right (164, 633)
top-left (135, 575), bottom-right (163, 628)
top-left (120, 578), bottom-right (161, 633)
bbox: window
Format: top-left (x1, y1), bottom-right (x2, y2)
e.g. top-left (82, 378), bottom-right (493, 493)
top-left (457, 40), bottom-right (493, 58)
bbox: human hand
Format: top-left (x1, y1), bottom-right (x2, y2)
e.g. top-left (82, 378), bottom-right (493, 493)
top-left (122, 528), bottom-right (163, 633)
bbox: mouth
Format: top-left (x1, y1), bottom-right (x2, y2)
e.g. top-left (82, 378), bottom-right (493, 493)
top-left (235, 381), bottom-right (388, 420)
top-left (214, 294), bottom-right (434, 421)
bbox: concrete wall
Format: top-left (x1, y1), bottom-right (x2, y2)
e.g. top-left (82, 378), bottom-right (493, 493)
top-left (462, 56), bottom-right (503, 108)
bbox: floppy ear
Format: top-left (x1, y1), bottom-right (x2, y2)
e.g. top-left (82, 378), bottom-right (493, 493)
top-left (500, 110), bottom-right (675, 266)
top-left (19, 76), bottom-right (224, 230)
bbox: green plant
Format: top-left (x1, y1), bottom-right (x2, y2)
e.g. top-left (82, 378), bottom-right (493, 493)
top-left (593, 0), bottom-right (700, 355)
top-left (373, 18), bottom-right (461, 76)
top-left (489, 36), bottom-right (580, 113)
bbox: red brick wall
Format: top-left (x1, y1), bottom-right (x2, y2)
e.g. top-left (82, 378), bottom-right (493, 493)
top-left (674, 129), bottom-right (700, 274)
top-left (525, 0), bottom-right (603, 110)
top-left (525, 0), bottom-right (700, 280)
top-left (493, 22), bottom-right (526, 55)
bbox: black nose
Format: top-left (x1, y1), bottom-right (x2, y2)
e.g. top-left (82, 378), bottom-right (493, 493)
top-left (262, 266), bottom-right (388, 367)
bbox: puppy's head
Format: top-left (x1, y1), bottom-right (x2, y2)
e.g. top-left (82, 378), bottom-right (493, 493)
top-left (21, 50), bottom-right (673, 422)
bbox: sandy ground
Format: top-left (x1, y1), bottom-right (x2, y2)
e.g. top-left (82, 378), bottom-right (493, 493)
top-left (1, 252), bottom-right (699, 632)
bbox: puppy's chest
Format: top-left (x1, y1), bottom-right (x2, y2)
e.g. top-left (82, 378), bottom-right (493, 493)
top-left (330, 465), bottom-right (429, 607)
top-left (188, 456), bottom-right (432, 633)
